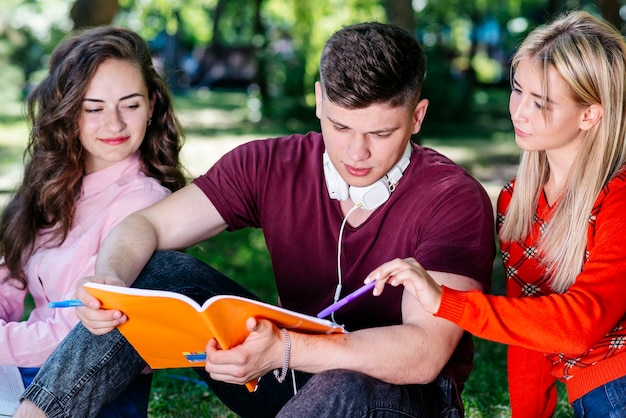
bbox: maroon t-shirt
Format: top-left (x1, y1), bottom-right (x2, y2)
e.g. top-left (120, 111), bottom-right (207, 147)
top-left (193, 131), bottom-right (494, 388)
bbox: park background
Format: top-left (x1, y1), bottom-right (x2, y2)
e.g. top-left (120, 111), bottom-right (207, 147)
top-left (2, 0), bottom-right (623, 416)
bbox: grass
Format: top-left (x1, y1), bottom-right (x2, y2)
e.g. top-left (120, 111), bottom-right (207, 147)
top-left (0, 88), bottom-right (575, 417)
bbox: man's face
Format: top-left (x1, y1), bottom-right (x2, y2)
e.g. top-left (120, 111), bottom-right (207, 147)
top-left (315, 82), bottom-right (428, 188)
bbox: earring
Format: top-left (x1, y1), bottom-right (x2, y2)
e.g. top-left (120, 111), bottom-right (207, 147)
top-left (147, 118), bottom-right (152, 126)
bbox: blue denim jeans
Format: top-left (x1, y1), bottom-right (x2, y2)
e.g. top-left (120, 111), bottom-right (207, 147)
top-left (20, 352), bottom-right (151, 415)
top-left (19, 367), bottom-right (39, 387)
top-left (572, 375), bottom-right (626, 418)
top-left (22, 250), bottom-right (460, 418)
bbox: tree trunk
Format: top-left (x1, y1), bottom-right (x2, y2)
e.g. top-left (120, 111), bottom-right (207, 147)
top-left (211, 0), bottom-right (228, 47)
top-left (383, 0), bottom-right (419, 143)
top-left (597, 0), bottom-right (623, 33)
top-left (543, 0), bottom-right (565, 19)
top-left (252, 0), bottom-right (269, 108)
top-left (383, 0), bottom-right (416, 35)
top-left (70, 0), bottom-right (119, 29)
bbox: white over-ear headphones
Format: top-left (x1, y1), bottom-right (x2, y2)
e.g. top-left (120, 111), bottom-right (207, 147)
top-left (323, 142), bottom-right (412, 210)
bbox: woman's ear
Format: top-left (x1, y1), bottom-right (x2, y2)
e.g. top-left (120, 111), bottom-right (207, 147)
top-left (149, 92), bottom-right (157, 118)
top-left (580, 103), bottom-right (602, 131)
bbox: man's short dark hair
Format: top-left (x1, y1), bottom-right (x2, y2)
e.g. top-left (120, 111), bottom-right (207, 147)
top-left (319, 21), bottom-right (427, 109)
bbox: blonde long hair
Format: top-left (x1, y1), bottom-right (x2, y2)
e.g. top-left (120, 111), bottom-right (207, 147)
top-left (499, 11), bottom-right (626, 293)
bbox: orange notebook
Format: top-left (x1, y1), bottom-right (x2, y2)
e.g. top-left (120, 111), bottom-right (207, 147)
top-left (83, 282), bottom-right (346, 391)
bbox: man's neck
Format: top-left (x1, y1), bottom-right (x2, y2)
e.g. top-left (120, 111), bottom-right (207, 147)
top-left (340, 199), bottom-right (373, 227)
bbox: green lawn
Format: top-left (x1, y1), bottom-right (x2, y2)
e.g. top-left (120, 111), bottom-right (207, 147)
top-left (0, 89), bottom-right (575, 417)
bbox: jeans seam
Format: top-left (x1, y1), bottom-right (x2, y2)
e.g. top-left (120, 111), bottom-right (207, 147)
top-left (21, 383), bottom-right (68, 418)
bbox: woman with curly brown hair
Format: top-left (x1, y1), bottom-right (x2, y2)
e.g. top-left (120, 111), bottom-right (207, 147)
top-left (0, 26), bottom-right (186, 416)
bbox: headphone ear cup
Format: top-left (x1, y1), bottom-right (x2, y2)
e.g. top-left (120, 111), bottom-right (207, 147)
top-left (349, 180), bottom-right (391, 211)
top-left (323, 152), bottom-right (349, 201)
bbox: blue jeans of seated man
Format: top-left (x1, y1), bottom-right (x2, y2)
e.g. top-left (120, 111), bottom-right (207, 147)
top-left (572, 374), bottom-right (626, 418)
top-left (20, 367), bottom-right (151, 418)
top-left (21, 250), bottom-right (461, 418)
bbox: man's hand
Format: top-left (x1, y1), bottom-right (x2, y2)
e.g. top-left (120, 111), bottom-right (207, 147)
top-left (204, 318), bottom-right (287, 386)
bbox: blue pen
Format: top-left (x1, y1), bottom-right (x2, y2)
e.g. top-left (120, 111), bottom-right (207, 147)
top-left (48, 299), bottom-right (85, 308)
top-left (317, 280), bottom-right (376, 318)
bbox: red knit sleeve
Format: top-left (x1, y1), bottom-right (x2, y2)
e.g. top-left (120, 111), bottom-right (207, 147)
top-left (507, 345), bottom-right (556, 418)
top-left (437, 277), bottom-right (616, 353)
top-left (436, 177), bottom-right (626, 354)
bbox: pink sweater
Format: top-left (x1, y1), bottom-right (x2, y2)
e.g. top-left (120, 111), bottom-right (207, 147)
top-left (0, 153), bottom-right (170, 367)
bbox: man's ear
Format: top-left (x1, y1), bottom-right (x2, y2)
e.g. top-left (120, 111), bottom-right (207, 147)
top-left (411, 99), bottom-right (429, 134)
top-left (580, 103), bottom-right (602, 131)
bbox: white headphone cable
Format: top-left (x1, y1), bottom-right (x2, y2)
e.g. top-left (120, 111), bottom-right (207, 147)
top-left (332, 202), bottom-right (362, 323)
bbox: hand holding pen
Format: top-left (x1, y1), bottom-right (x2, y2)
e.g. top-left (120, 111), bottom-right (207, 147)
top-left (367, 257), bottom-right (443, 315)
top-left (317, 257), bottom-right (443, 319)
top-left (50, 276), bottom-right (130, 335)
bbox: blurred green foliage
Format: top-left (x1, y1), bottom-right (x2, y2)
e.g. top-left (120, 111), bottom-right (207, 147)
top-left (1, 0), bottom-right (609, 126)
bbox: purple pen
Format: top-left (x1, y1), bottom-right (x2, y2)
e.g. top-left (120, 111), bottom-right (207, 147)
top-left (317, 280), bottom-right (376, 318)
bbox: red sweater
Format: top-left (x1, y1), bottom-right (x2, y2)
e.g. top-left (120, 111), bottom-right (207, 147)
top-left (436, 171), bottom-right (626, 416)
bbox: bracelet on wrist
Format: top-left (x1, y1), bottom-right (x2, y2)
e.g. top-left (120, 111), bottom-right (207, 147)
top-left (273, 328), bottom-right (291, 383)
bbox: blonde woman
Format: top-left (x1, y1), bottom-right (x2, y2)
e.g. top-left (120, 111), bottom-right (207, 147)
top-left (368, 10), bottom-right (626, 418)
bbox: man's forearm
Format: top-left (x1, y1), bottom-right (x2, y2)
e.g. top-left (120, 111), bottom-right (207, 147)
top-left (95, 213), bottom-right (159, 286)
top-left (288, 323), bottom-right (460, 385)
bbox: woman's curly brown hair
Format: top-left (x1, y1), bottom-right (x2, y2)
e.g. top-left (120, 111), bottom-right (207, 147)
top-left (0, 26), bottom-right (187, 288)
